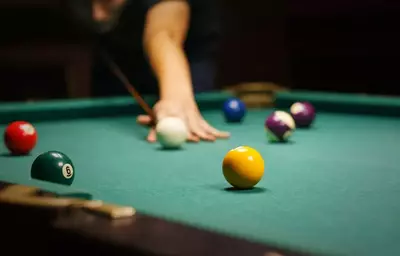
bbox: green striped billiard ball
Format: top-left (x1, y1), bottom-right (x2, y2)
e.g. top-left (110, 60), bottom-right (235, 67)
top-left (31, 151), bottom-right (75, 186)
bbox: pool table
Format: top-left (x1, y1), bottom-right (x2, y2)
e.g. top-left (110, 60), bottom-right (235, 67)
top-left (1, 91), bottom-right (400, 256)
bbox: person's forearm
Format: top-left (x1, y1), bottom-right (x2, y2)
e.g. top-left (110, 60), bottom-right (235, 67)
top-left (144, 31), bottom-right (193, 101)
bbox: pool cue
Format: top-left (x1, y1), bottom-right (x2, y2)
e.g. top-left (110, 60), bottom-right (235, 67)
top-left (0, 194), bottom-right (134, 219)
top-left (101, 52), bottom-right (157, 126)
top-left (0, 184), bottom-right (102, 208)
top-left (0, 184), bottom-right (135, 219)
top-left (0, 194), bottom-right (101, 208)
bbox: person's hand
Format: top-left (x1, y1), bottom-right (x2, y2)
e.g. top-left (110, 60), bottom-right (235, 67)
top-left (137, 99), bottom-right (230, 143)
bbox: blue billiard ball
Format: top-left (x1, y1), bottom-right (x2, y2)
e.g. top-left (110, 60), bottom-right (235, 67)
top-left (223, 98), bottom-right (246, 122)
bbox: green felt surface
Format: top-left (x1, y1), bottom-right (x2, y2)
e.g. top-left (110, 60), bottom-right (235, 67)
top-left (1, 91), bottom-right (400, 256)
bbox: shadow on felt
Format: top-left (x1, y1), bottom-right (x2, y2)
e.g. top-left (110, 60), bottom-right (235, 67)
top-left (205, 184), bottom-right (268, 194)
top-left (155, 146), bottom-right (185, 151)
top-left (0, 152), bottom-right (31, 158)
top-left (268, 140), bottom-right (295, 145)
top-left (297, 125), bottom-right (317, 130)
top-left (223, 187), bottom-right (268, 194)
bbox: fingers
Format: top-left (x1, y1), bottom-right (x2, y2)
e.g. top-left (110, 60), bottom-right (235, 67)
top-left (147, 128), bottom-right (157, 143)
top-left (190, 127), bottom-right (216, 142)
top-left (187, 133), bottom-right (200, 143)
top-left (185, 114), bottom-right (231, 142)
top-left (137, 115), bottom-right (152, 126)
top-left (184, 113), bottom-right (215, 141)
top-left (138, 103), bottom-right (230, 144)
top-left (137, 115), bottom-right (156, 142)
top-left (190, 130), bottom-right (214, 142)
top-left (139, 115), bottom-right (229, 143)
top-left (201, 120), bottom-right (230, 139)
top-left (142, 116), bottom-right (202, 143)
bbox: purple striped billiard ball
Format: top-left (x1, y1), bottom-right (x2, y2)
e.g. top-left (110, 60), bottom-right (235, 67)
top-left (265, 111), bottom-right (296, 142)
top-left (290, 102), bottom-right (316, 127)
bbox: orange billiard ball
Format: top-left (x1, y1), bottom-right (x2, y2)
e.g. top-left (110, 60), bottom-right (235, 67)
top-left (222, 146), bottom-right (265, 189)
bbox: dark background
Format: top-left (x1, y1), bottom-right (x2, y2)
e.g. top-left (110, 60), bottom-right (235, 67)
top-left (0, 0), bottom-right (399, 101)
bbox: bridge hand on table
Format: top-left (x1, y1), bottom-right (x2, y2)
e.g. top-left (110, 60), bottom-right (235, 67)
top-left (136, 99), bottom-right (230, 143)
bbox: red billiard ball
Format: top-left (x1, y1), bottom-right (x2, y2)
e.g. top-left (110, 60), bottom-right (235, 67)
top-left (4, 121), bottom-right (37, 155)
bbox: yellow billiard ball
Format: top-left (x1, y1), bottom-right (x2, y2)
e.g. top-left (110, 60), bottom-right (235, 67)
top-left (222, 146), bottom-right (265, 189)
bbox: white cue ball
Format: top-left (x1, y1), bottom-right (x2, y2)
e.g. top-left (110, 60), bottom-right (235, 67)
top-left (156, 117), bottom-right (188, 149)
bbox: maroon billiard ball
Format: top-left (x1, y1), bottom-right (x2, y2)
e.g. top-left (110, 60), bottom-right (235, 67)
top-left (290, 102), bottom-right (316, 128)
top-left (4, 121), bottom-right (37, 155)
top-left (265, 111), bottom-right (296, 142)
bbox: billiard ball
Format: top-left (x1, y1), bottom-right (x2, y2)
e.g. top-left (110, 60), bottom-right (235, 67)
top-left (290, 102), bottom-right (315, 127)
top-left (156, 117), bottom-right (188, 149)
top-left (31, 151), bottom-right (75, 185)
top-left (222, 146), bottom-right (265, 189)
top-left (265, 111), bottom-right (296, 142)
top-left (222, 97), bottom-right (246, 122)
top-left (4, 121), bottom-right (37, 155)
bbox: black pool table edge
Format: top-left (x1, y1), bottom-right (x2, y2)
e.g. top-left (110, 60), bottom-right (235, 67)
top-left (0, 182), bottom-right (314, 256)
top-left (53, 209), bottom-right (313, 256)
